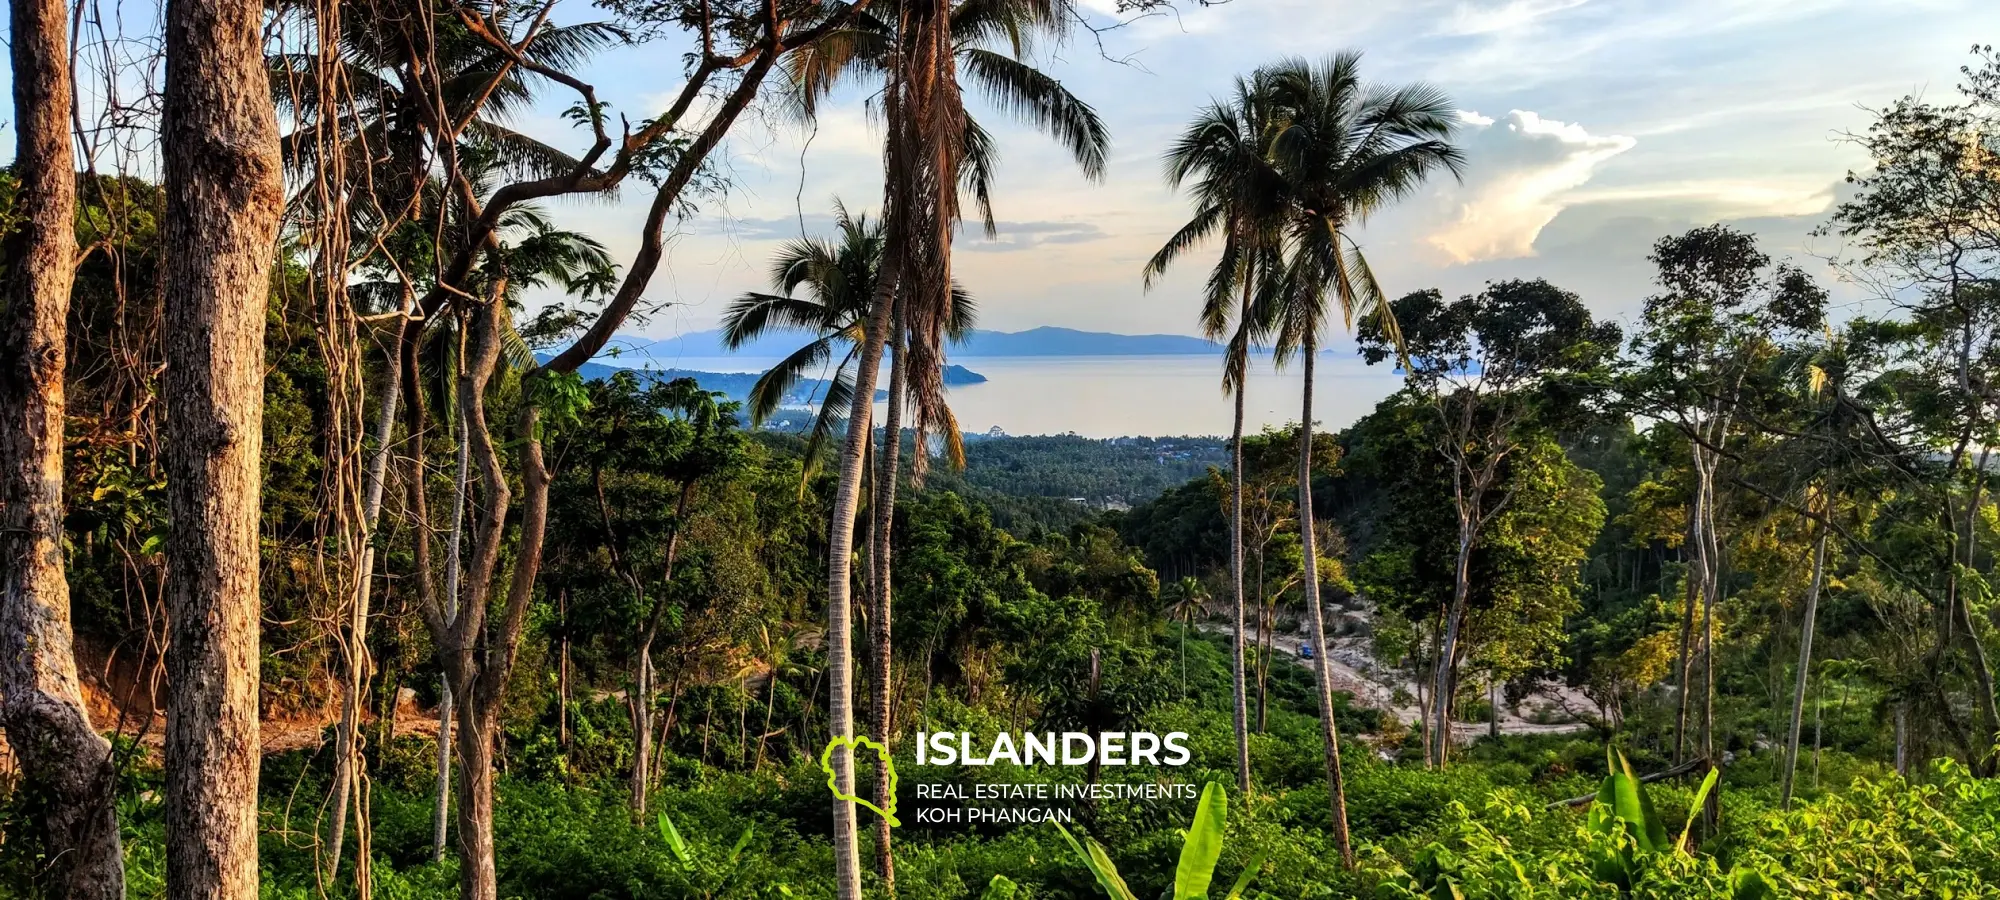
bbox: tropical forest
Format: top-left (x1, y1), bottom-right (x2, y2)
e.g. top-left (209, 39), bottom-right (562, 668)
top-left (5, 0), bottom-right (2000, 898)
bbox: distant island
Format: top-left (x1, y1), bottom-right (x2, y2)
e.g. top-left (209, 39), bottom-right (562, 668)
top-left (565, 357), bottom-right (988, 406)
top-left (595, 325), bottom-right (1224, 360)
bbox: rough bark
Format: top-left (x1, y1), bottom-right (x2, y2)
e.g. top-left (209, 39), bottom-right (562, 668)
top-left (0, 0), bottom-right (127, 891)
top-left (1296, 347), bottom-right (1353, 867)
top-left (160, 0), bottom-right (283, 890)
top-left (871, 316), bottom-right (906, 888)
top-left (1780, 522), bottom-right (1829, 809)
top-left (827, 249), bottom-right (900, 900)
top-left (448, 298), bottom-right (514, 900)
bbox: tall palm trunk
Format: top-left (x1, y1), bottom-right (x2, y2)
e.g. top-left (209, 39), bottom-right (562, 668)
top-left (1295, 345), bottom-right (1353, 867)
top-left (871, 311), bottom-right (907, 888)
top-left (827, 248), bottom-right (901, 900)
top-left (1780, 521), bottom-right (1829, 808)
top-left (159, 0), bottom-right (283, 889)
top-left (1227, 350), bottom-right (1252, 794)
top-left (0, 0), bottom-right (125, 889)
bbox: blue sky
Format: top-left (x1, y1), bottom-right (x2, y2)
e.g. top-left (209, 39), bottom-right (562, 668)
top-left (15, 0), bottom-right (1998, 343)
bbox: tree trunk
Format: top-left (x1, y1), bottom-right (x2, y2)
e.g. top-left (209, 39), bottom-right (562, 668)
top-left (435, 387), bottom-right (470, 863)
top-left (1894, 701), bottom-right (1908, 777)
top-left (160, 0), bottom-right (282, 892)
top-left (826, 247), bottom-right (899, 900)
top-left (1228, 356), bottom-right (1253, 794)
top-left (559, 590), bottom-right (571, 750)
top-left (631, 479), bottom-right (695, 819)
top-left (1699, 460), bottom-right (1720, 762)
top-left (871, 312), bottom-right (906, 889)
top-left (1672, 468), bottom-right (1702, 765)
top-left (1430, 517), bottom-right (1475, 767)
top-left (328, 340), bottom-right (403, 888)
top-left (0, 0), bottom-right (126, 889)
top-left (1296, 347), bottom-right (1353, 867)
top-left (454, 702), bottom-right (499, 900)
top-left (1488, 677), bottom-right (1500, 741)
top-left (1780, 522), bottom-right (1829, 809)
top-left (633, 647), bottom-right (653, 816)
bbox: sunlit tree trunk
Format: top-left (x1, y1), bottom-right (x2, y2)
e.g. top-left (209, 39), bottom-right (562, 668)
top-left (0, 0), bottom-right (126, 889)
top-left (1296, 345), bottom-right (1353, 867)
top-left (827, 249), bottom-right (900, 900)
top-left (871, 310), bottom-right (906, 888)
top-left (1780, 521), bottom-right (1829, 809)
top-left (1227, 348), bottom-right (1252, 794)
top-left (160, 0), bottom-right (283, 889)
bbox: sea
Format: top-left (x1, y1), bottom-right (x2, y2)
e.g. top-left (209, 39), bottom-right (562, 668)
top-left (633, 354), bottom-right (1407, 439)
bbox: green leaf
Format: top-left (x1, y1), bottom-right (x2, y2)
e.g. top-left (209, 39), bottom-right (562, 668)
top-left (1729, 867), bottom-right (1776, 900)
top-left (1607, 748), bottom-right (1664, 852)
top-left (657, 812), bottom-right (692, 865)
top-left (1677, 767), bottom-right (1719, 854)
top-left (1222, 848), bottom-right (1270, 900)
top-left (1175, 782), bottom-right (1228, 900)
top-left (728, 823), bottom-right (755, 865)
top-left (1055, 821), bottom-right (1139, 900)
top-left (979, 874), bottom-right (1020, 900)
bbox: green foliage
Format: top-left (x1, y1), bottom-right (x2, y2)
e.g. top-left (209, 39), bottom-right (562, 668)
top-left (1055, 783), bottom-right (1266, 900)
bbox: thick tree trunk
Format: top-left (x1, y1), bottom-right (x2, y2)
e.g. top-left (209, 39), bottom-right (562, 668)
top-left (160, 0), bottom-right (282, 892)
top-left (0, 0), bottom-right (126, 891)
top-left (871, 318), bottom-right (906, 888)
top-left (1780, 522), bottom-right (1829, 809)
top-left (454, 703), bottom-right (499, 900)
top-left (1296, 347), bottom-right (1353, 867)
top-left (1228, 360), bottom-right (1253, 794)
top-left (826, 249), bottom-right (899, 900)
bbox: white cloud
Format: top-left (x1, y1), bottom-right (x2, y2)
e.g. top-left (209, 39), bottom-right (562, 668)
top-left (1439, 0), bottom-right (1595, 36)
top-left (1425, 110), bottom-right (1635, 264)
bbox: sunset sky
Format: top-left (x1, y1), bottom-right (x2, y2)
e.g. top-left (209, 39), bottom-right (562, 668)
top-left (501, 0), bottom-right (1985, 345)
top-left (20, 0), bottom-right (1994, 343)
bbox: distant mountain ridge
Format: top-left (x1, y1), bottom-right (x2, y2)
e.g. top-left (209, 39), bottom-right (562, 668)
top-left (560, 357), bottom-right (986, 406)
top-left (598, 325), bottom-right (1222, 360)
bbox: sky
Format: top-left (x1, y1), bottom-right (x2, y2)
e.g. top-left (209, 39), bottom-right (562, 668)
top-left (489, 0), bottom-right (1993, 346)
top-left (13, 0), bottom-right (1999, 345)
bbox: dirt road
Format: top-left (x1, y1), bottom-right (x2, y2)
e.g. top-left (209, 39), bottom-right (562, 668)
top-left (1198, 620), bottom-right (1593, 743)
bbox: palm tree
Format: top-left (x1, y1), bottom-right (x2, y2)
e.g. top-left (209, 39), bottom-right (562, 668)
top-left (1163, 578), bottom-right (1210, 697)
top-left (791, 4), bottom-right (1107, 890)
top-left (1260, 53), bottom-right (1465, 867)
top-left (1145, 71), bottom-right (1287, 796)
top-left (719, 202), bottom-right (975, 473)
